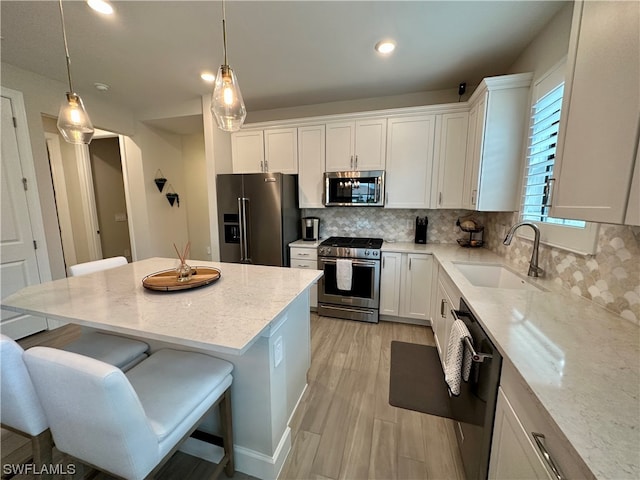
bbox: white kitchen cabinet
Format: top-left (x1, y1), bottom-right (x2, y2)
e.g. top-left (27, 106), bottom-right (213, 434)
top-left (325, 118), bottom-right (386, 172)
top-left (231, 129), bottom-right (265, 173)
top-left (297, 125), bottom-right (325, 208)
top-left (290, 246), bottom-right (318, 309)
top-left (489, 389), bottom-right (553, 480)
top-left (432, 267), bottom-right (461, 364)
top-left (401, 253), bottom-right (433, 321)
top-left (462, 73), bottom-right (533, 211)
top-left (432, 112), bottom-right (469, 209)
top-left (231, 128), bottom-right (298, 174)
top-left (380, 251), bottom-right (433, 324)
top-left (550, 0), bottom-right (639, 224)
top-left (490, 364), bottom-right (592, 480)
top-left (385, 115), bottom-right (436, 208)
top-left (380, 252), bottom-right (402, 316)
top-left (264, 127), bottom-right (298, 174)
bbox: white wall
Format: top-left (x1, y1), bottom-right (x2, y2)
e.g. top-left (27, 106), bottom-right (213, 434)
top-left (1, 63), bottom-right (135, 279)
top-left (507, 3), bottom-right (573, 78)
top-left (183, 133), bottom-right (211, 261)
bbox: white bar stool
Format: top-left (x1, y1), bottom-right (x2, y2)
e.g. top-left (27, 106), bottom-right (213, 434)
top-left (24, 346), bottom-right (235, 480)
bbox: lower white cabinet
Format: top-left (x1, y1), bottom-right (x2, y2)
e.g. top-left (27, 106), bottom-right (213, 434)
top-left (290, 246), bottom-right (318, 309)
top-left (489, 364), bottom-right (592, 480)
top-left (489, 389), bottom-right (553, 480)
top-left (380, 252), bottom-right (433, 323)
top-left (432, 267), bottom-right (461, 365)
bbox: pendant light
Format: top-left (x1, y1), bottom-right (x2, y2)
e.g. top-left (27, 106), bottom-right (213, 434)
top-left (56, 0), bottom-right (94, 144)
top-left (211, 0), bottom-right (246, 132)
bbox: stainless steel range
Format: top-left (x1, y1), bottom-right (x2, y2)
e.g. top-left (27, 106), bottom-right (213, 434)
top-left (317, 236), bottom-right (383, 323)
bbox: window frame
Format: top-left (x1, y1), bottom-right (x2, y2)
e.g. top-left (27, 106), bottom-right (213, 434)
top-left (517, 58), bottom-right (599, 255)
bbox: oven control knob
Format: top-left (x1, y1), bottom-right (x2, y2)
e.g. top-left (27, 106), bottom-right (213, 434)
top-left (365, 250), bottom-right (370, 256)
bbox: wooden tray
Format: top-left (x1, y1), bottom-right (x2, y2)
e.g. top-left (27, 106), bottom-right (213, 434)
top-left (142, 266), bottom-right (221, 291)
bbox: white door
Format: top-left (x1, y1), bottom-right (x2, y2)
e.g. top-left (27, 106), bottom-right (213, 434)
top-left (0, 95), bottom-right (47, 339)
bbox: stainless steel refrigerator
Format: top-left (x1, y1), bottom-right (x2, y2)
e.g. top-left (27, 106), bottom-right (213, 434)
top-left (216, 173), bottom-right (299, 266)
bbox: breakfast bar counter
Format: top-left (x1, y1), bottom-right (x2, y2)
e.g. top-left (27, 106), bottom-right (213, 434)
top-left (2, 257), bottom-right (323, 479)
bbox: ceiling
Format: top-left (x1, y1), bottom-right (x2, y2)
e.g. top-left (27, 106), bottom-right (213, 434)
top-left (1, 1), bottom-right (566, 129)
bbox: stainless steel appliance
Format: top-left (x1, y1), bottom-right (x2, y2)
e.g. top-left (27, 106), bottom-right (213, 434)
top-left (301, 217), bottom-right (320, 241)
top-left (323, 170), bottom-right (385, 206)
top-left (317, 236), bottom-right (383, 323)
top-left (451, 298), bottom-right (503, 480)
top-left (216, 173), bottom-right (299, 266)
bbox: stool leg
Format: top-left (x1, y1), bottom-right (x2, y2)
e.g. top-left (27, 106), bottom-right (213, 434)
top-left (220, 389), bottom-right (234, 477)
top-left (32, 429), bottom-right (53, 480)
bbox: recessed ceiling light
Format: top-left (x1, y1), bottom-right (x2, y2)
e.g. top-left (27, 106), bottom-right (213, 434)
top-left (200, 72), bottom-right (216, 83)
top-left (94, 82), bottom-right (110, 92)
top-left (375, 40), bottom-right (396, 55)
top-left (87, 0), bottom-right (114, 15)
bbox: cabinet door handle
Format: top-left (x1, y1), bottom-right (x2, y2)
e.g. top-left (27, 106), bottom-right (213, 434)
top-left (260, 160), bottom-right (264, 172)
top-left (440, 298), bottom-right (447, 317)
top-left (439, 192), bottom-right (443, 206)
top-left (265, 160), bottom-right (269, 172)
top-left (532, 433), bottom-right (564, 480)
top-left (409, 258), bottom-right (412, 270)
top-left (355, 155), bottom-right (358, 169)
top-left (350, 155), bottom-right (354, 169)
top-left (298, 252), bottom-right (309, 256)
top-left (471, 189), bottom-right (477, 206)
top-left (297, 264), bottom-right (309, 268)
top-left (382, 257), bottom-right (385, 268)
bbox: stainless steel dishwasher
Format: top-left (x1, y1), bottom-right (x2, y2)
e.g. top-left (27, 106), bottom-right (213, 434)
top-left (451, 298), bottom-right (503, 480)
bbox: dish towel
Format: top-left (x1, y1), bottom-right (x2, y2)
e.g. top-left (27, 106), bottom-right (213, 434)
top-left (444, 319), bottom-right (473, 396)
top-left (336, 259), bottom-right (353, 291)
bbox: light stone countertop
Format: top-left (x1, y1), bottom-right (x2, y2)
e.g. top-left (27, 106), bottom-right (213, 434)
top-left (289, 239), bottom-right (323, 248)
top-left (382, 242), bottom-right (640, 479)
top-left (1, 257), bottom-right (323, 356)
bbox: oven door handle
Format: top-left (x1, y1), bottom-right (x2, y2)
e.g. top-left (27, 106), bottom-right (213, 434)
top-left (319, 258), bottom-right (378, 268)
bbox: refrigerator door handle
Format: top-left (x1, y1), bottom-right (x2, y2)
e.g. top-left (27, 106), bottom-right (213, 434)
top-left (237, 197), bottom-right (245, 262)
top-left (240, 197), bottom-right (252, 263)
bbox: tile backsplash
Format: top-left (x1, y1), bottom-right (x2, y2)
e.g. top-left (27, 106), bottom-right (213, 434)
top-left (303, 208), bottom-right (484, 244)
top-left (304, 207), bottom-right (640, 325)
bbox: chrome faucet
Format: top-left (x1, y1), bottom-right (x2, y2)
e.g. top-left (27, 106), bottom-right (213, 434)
top-left (503, 222), bottom-right (543, 277)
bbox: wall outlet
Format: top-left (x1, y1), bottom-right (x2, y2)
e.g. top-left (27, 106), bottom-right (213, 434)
top-left (274, 336), bottom-right (284, 367)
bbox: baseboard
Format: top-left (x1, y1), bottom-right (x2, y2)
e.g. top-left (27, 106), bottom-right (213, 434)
top-left (180, 426), bottom-right (292, 480)
top-left (379, 315), bottom-right (432, 327)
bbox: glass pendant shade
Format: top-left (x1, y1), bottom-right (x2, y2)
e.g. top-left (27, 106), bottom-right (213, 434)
top-left (57, 92), bottom-right (94, 145)
top-left (211, 64), bottom-right (246, 132)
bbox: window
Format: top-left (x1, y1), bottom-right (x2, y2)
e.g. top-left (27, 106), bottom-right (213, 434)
top-left (522, 84), bottom-right (585, 228)
top-left (518, 59), bottom-right (599, 254)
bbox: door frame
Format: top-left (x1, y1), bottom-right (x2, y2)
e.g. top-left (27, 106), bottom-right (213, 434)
top-left (75, 143), bottom-right (103, 261)
top-left (1, 86), bottom-right (51, 283)
top-left (45, 132), bottom-right (78, 267)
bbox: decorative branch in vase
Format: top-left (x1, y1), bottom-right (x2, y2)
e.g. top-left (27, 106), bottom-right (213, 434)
top-left (173, 242), bottom-right (192, 282)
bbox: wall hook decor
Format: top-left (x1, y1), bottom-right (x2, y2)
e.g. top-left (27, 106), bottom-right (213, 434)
top-left (154, 169), bottom-right (167, 192)
top-left (165, 183), bottom-right (179, 207)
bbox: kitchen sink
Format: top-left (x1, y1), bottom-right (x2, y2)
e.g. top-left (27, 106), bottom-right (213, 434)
top-left (452, 262), bottom-right (542, 291)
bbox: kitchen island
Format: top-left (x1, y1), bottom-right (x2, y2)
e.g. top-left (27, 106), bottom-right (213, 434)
top-left (1, 257), bottom-right (323, 479)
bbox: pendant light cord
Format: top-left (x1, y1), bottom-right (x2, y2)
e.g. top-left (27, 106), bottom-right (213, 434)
top-left (221, 0), bottom-right (228, 66)
top-left (58, 0), bottom-right (74, 93)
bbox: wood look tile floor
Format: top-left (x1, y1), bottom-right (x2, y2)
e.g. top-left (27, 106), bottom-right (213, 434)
top-left (279, 314), bottom-right (465, 480)
top-left (2, 315), bottom-right (465, 480)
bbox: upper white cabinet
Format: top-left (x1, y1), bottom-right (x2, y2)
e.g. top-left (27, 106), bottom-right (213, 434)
top-left (297, 125), bottom-right (325, 208)
top-left (550, 0), bottom-right (639, 224)
top-left (432, 112), bottom-right (469, 209)
top-left (264, 128), bottom-right (298, 174)
top-left (325, 118), bottom-right (387, 172)
top-left (463, 73), bottom-right (533, 211)
top-left (231, 128), bottom-right (298, 174)
top-left (231, 129), bottom-right (264, 173)
top-left (385, 115), bottom-right (436, 208)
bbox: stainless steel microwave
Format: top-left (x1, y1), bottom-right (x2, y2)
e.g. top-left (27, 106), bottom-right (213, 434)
top-left (323, 170), bottom-right (385, 207)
